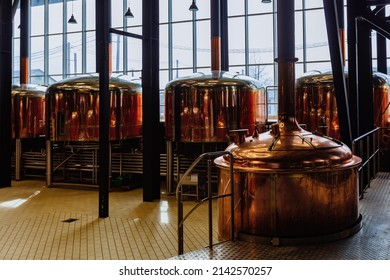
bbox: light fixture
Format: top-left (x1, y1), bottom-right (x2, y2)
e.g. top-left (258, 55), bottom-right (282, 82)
top-left (124, 7), bottom-right (134, 18)
top-left (261, 0), bottom-right (272, 3)
top-left (189, 0), bottom-right (198, 12)
top-left (125, 1), bottom-right (134, 18)
top-left (68, 0), bottom-right (77, 24)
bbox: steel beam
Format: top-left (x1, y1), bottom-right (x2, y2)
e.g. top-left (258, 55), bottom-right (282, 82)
top-left (142, 0), bottom-right (161, 201)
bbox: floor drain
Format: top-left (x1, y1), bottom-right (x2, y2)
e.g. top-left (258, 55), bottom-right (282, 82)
top-left (62, 218), bottom-right (79, 223)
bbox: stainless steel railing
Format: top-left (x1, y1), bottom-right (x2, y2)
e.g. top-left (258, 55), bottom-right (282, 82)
top-left (176, 151), bottom-right (234, 255)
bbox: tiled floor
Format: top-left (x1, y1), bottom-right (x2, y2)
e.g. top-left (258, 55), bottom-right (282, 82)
top-left (0, 179), bottom-right (219, 260)
top-left (0, 172), bottom-right (390, 260)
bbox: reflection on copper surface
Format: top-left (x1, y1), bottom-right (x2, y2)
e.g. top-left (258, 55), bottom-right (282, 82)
top-left (165, 71), bottom-right (267, 142)
top-left (11, 84), bottom-right (46, 139)
top-left (46, 76), bottom-right (142, 141)
top-left (296, 71), bottom-right (390, 146)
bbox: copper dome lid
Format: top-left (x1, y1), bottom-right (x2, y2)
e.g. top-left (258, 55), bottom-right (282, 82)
top-left (215, 122), bottom-right (361, 173)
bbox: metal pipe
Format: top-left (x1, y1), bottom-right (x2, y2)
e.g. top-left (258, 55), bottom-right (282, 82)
top-left (20, 0), bottom-right (30, 85)
top-left (208, 158), bottom-right (213, 249)
top-left (15, 139), bottom-right (22, 181)
top-left (46, 140), bottom-right (52, 187)
top-left (276, 0), bottom-right (298, 127)
top-left (211, 0), bottom-right (221, 71)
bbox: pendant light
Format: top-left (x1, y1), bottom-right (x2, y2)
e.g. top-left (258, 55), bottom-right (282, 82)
top-left (189, 0), bottom-right (198, 11)
top-left (68, 0), bottom-right (77, 24)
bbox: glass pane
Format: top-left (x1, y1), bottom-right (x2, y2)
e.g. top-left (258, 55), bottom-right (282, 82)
top-left (86, 31), bottom-right (96, 73)
top-left (228, 0), bottom-right (244, 16)
top-left (248, 0), bottom-right (273, 14)
top-left (127, 27), bottom-right (143, 72)
top-left (112, 0), bottom-right (123, 28)
top-left (67, 0), bottom-right (82, 32)
top-left (31, 1), bottom-right (44, 36)
top-left (196, 0), bottom-right (210, 20)
top-left (172, 22), bottom-right (193, 71)
top-left (67, 32), bottom-right (83, 75)
top-left (112, 33), bottom-right (124, 73)
top-left (30, 76), bottom-right (45, 85)
top-left (160, 24), bottom-right (169, 70)
top-left (14, 7), bottom-right (21, 38)
top-left (160, 69), bottom-right (169, 89)
top-left (48, 74), bottom-right (63, 85)
top-left (305, 9), bottom-right (330, 62)
top-left (126, 0), bottom-right (142, 26)
top-left (172, 0), bottom-right (192, 22)
top-left (13, 38), bottom-right (21, 81)
top-left (229, 65), bottom-right (246, 75)
top-left (49, 34), bottom-right (63, 75)
top-left (248, 64), bottom-right (274, 87)
top-left (295, 11), bottom-right (303, 62)
top-left (305, 0), bottom-right (323, 9)
top-left (228, 17), bottom-right (245, 65)
top-left (86, 0), bottom-right (95, 30)
top-left (295, 0), bottom-right (303, 10)
top-left (196, 20), bottom-right (210, 68)
top-left (305, 61), bottom-right (332, 73)
top-left (31, 36), bottom-right (45, 76)
top-left (160, 0), bottom-right (168, 23)
top-left (49, 0), bottom-right (63, 34)
top-left (248, 14), bottom-right (274, 64)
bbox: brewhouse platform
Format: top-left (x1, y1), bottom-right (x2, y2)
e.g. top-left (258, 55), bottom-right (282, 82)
top-left (1, 173), bottom-right (389, 260)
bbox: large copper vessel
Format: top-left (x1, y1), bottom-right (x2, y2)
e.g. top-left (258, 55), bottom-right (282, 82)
top-left (296, 71), bottom-right (390, 147)
top-left (12, 84), bottom-right (46, 139)
top-left (215, 0), bottom-right (362, 244)
top-left (165, 71), bottom-right (267, 142)
top-left (46, 76), bottom-right (142, 141)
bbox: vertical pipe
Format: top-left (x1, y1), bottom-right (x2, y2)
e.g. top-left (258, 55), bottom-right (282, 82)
top-left (229, 153), bottom-right (234, 240)
top-left (96, 0), bottom-right (111, 218)
top-left (46, 140), bottom-right (52, 187)
top-left (20, 0), bottom-right (30, 85)
top-left (15, 139), bottom-right (21, 181)
top-left (276, 0), bottom-right (297, 127)
top-left (211, 0), bottom-right (221, 71)
top-left (178, 188), bottom-right (183, 255)
top-left (208, 158), bottom-right (213, 249)
top-left (0, 0), bottom-right (13, 187)
top-left (142, 0), bottom-right (161, 201)
top-left (336, 0), bottom-right (346, 65)
top-left (220, 0), bottom-right (229, 71)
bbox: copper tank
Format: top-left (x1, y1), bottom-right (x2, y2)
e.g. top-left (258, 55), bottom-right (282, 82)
top-left (296, 71), bottom-right (390, 147)
top-left (164, 71), bottom-right (267, 142)
top-left (46, 76), bottom-right (142, 141)
top-left (12, 84), bottom-right (46, 139)
top-left (215, 0), bottom-right (362, 244)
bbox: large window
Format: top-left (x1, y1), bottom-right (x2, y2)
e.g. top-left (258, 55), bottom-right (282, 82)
top-left (13, 0), bottom-right (345, 121)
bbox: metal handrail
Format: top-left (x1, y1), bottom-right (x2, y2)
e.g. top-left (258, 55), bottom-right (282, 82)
top-left (177, 151), bottom-right (234, 255)
top-left (352, 127), bottom-right (381, 199)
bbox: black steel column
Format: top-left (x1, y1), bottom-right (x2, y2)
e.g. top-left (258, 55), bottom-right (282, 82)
top-left (20, 0), bottom-right (30, 85)
top-left (323, 0), bottom-right (352, 145)
top-left (96, 0), bottom-right (111, 217)
top-left (0, 1), bottom-right (12, 187)
top-left (356, 17), bottom-right (374, 135)
top-left (376, 8), bottom-right (387, 74)
top-left (142, 0), bottom-right (161, 201)
top-left (347, 0), bottom-right (359, 139)
top-left (220, 0), bottom-right (229, 71)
